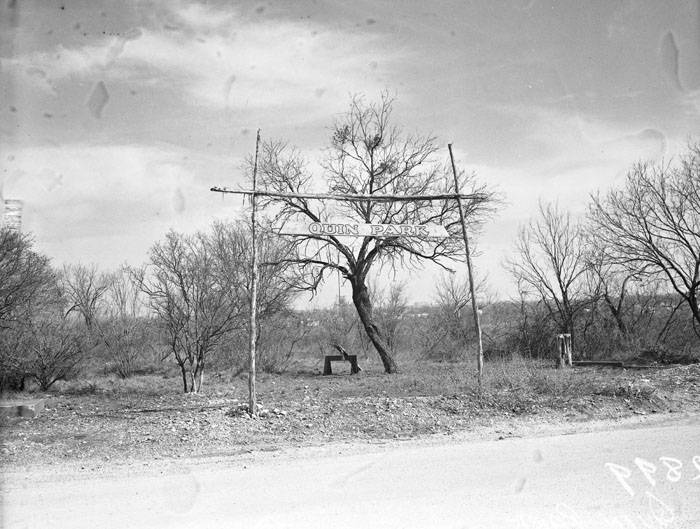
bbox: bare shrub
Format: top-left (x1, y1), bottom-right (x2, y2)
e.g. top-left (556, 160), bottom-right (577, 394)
top-left (216, 311), bottom-right (310, 374)
top-left (374, 281), bottom-right (409, 353)
top-left (0, 322), bottom-right (29, 392)
top-left (417, 273), bottom-right (489, 361)
top-left (98, 266), bottom-right (156, 378)
top-left (256, 311), bottom-right (309, 373)
top-left (23, 315), bottom-right (85, 391)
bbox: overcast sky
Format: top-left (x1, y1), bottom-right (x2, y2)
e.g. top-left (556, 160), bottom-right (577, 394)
top-left (2, 0), bottom-right (699, 305)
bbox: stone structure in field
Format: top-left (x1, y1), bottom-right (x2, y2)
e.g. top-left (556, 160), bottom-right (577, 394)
top-left (0, 399), bottom-right (45, 419)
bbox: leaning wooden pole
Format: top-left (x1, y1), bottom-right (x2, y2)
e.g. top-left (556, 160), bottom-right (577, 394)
top-left (448, 144), bottom-right (484, 387)
top-left (248, 129), bottom-right (261, 416)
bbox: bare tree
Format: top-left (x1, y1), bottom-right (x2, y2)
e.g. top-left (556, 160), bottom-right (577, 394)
top-left (208, 219), bottom-right (311, 373)
top-left (0, 228), bottom-right (57, 391)
top-left (136, 230), bottom-right (245, 393)
top-left (253, 94), bottom-right (493, 372)
top-left (60, 263), bottom-right (110, 331)
top-left (0, 228), bottom-right (54, 327)
top-left (208, 219), bottom-right (308, 322)
top-left (507, 202), bottom-right (589, 346)
top-left (60, 263), bottom-right (157, 378)
top-left (585, 246), bottom-right (633, 337)
top-left (0, 322), bottom-right (29, 391)
top-left (589, 144), bottom-right (700, 332)
top-left (98, 266), bottom-right (155, 378)
top-left (584, 243), bottom-right (671, 345)
top-left (0, 259), bottom-right (87, 391)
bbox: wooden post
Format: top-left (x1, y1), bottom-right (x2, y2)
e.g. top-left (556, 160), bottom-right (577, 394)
top-left (448, 144), bottom-right (484, 387)
top-left (557, 335), bottom-right (565, 369)
top-left (248, 129), bottom-right (261, 416)
top-left (337, 249), bottom-right (342, 317)
top-left (557, 334), bottom-right (572, 368)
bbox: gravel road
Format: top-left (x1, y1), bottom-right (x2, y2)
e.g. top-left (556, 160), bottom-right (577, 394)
top-left (3, 416), bottom-right (699, 528)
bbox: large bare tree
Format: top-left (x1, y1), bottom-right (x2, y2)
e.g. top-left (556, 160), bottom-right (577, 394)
top-left (507, 201), bottom-right (590, 345)
top-left (253, 94), bottom-right (492, 373)
top-left (589, 144), bottom-right (700, 332)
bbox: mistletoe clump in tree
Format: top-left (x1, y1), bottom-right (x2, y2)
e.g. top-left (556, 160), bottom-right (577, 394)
top-left (254, 94), bottom-right (494, 373)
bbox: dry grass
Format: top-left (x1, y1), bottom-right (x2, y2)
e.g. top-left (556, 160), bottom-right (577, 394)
top-left (1, 358), bottom-right (698, 468)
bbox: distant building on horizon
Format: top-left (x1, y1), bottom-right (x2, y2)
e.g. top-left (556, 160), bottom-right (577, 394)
top-left (2, 199), bottom-right (23, 232)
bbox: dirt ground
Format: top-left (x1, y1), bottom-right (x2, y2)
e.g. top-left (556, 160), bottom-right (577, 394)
top-left (1, 361), bottom-right (699, 473)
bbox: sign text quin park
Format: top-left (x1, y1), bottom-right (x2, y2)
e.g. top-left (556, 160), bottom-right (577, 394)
top-left (279, 221), bottom-right (449, 238)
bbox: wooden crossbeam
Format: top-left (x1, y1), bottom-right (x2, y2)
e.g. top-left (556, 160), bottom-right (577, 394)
top-left (210, 187), bottom-right (488, 203)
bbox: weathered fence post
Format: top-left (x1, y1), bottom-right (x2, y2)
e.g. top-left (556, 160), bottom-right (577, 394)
top-left (448, 144), bottom-right (484, 387)
top-left (248, 129), bottom-right (261, 416)
top-left (564, 334), bottom-right (572, 366)
top-left (557, 333), bottom-right (572, 368)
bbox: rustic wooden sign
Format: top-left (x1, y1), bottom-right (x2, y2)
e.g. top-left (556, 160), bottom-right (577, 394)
top-left (279, 221), bottom-right (449, 238)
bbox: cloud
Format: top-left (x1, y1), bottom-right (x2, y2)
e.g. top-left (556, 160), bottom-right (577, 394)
top-left (171, 2), bottom-right (235, 30)
top-left (445, 105), bottom-right (690, 297)
top-left (4, 3), bottom-right (396, 117)
top-left (2, 142), bottom-right (244, 267)
top-left (3, 36), bottom-right (129, 94)
top-left (660, 31), bottom-right (683, 91)
top-left (498, 104), bottom-right (678, 192)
